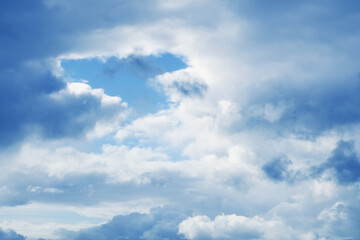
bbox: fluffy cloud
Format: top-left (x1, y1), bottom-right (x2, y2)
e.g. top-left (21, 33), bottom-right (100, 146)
top-left (178, 214), bottom-right (309, 240)
top-left (178, 208), bottom-right (360, 240)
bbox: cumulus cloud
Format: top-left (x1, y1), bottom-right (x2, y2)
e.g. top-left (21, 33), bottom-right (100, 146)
top-left (179, 206), bottom-right (360, 240)
top-left (178, 214), bottom-right (304, 240)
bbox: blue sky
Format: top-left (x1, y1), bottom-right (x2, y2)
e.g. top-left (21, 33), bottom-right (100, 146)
top-left (61, 54), bottom-right (186, 115)
top-left (1, 0), bottom-right (360, 239)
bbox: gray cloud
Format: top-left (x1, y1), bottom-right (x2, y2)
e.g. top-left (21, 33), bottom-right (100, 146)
top-left (314, 140), bottom-right (360, 185)
top-left (0, 228), bottom-right (26, 240)
top-left (59, 206), bottom-right (189, 240)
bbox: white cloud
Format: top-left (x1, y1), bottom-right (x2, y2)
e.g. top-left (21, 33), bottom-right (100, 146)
top-left (178, 214), bottom-right (311, 240)
top-left (54, 81), bottom-right (122, 107)
top-left (12, 143), bottom-right (170, 184)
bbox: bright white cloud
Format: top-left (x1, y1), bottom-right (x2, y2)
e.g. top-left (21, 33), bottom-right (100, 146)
top-left (178, 214), bottom-right (314, 240)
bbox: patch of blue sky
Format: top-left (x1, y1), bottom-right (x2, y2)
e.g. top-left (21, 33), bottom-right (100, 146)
top-left (60, 53), bottom-right (186, 154)
top-left (61, 53), bottom-right (187, 116)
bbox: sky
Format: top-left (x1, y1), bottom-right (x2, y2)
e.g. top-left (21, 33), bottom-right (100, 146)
top-left (1, 0), bottom-right (360, 239)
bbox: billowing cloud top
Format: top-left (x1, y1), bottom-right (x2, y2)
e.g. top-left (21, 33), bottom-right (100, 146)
top-left (1, 0), bottom-right (360, 239)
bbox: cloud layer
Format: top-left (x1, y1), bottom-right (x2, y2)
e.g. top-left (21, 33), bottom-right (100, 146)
top-left (1, 0), bottom-right (360, 239)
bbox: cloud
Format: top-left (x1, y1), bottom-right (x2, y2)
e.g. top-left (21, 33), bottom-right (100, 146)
top-left (2, 0), bottom-right (360, 239)
top-left (178, 214), bottom-right (304, 240)
top-left (59, 206), bottom-right (189, 240)
top-left (0, 63), bottom-right (126, 147)
top-left (179, 207), bottom-right (360, 240)
top-left (317, 202), bottom-right (360, 239)
top-left (262, 157), bottom-right (293, 182)
top-left (315, 140), bottom-right (360, 184)
top-left (3, 0), bottom-right (360, 148)
top-left (262, 139), bottom-right (360, 185)
top-left (0, 228), bottom-right (25, 240)
top-left (0, 0), bottom-right (158, 66)
top-left (172, 81), bottom-right (207, 98)
top-left (0, 63), bottom-right (63, 146)
top-left (0, 0), bottom-right (135, 148)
